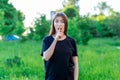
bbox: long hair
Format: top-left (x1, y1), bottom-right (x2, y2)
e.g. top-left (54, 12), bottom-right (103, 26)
top-left (49, 12), bottom-right (68, 36)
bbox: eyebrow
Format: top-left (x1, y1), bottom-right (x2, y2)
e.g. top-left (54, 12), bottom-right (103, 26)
top-left (55, 18), bottom-right (64, 21)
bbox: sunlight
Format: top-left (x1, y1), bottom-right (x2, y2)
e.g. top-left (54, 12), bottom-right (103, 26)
top-left (9, 0), bottom-right (120, 27)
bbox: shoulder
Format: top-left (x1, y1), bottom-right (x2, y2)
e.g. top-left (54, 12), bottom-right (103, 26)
top-left (43, 35), bottom-right (52, 41)
top-left (42, 35), bottom-right (54, 44)
top-left (67, 36), bottom-right (76, 43)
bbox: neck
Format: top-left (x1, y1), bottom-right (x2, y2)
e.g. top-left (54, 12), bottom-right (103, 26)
top-left (52, 34), bottom-right (66, 40)
top-left (58, 35), bottom-right (66, 40)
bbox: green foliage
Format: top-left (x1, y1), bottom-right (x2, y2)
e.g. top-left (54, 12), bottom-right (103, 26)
top-left (0, 10), bottom-right (4, 35)
top-left (107, 13), bottom-right (120, 38)
top-left (91, 1), bottom-right (120, 38)
top-left (93, 13), bottom-right (120, 38)
top-left (63, 5), bottom-right (79, 19)
top-left (4, 56), bottom-right (23, 67)
top-left (27, 14), bottom-right (50, 40)
top-left (68, 19), bottom-right (80, 43)
top-left (0, 38), bottom-right (120, 79)
top-left (12, 11), bottom-right (25, 36)
top-left (27, 27), bottom-right (34, 40)
top-left (77, 16), bottom-right (93, 45)
top-left (34, 15), bottom-right (50, 39)
top-left (78, 38), bottom-right (120, 80)
top-left (0, 67), bottom-right (9, 79)
top-left (94, 1), bottom-right (111, 15)
top-left (62, 0), bottom-right (80, 10)
top-left (0, 40), bottom-right (43, 79)
top-left (95, 15), bottom-right (113, 37)
top-left (96, 19), bottom-right (116, 37)
top-left (0, 0), bottom-right (25, 36)
top-left (88, 12), bottom-right (120, 38)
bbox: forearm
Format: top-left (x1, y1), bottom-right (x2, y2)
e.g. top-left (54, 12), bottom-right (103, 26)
top-left (43, 38), bottom-right (57, 61)
top-left (73, 57), bottom-right (79, 80)
top-left (74, 64), bottom-right (78, 80)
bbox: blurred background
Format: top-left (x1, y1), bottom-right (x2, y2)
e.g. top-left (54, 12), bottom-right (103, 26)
top-left (0, 0), bottom-right (120, 80)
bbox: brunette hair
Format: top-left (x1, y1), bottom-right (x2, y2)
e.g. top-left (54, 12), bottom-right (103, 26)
top-left (49, 12), bottom-right (68, 36)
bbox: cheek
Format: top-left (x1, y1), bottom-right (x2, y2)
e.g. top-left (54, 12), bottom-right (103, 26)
top-left (54, 26), bottom-right (58, 32)
top-left (62, 25), bottom-right (65, 31)
top-left (54, 26), bottom-right (57, 31)
top-left (54, 23), bottom-right (57, 29)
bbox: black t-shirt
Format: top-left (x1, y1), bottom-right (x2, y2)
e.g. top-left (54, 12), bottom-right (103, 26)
top-left (41, 36), bottom-right (78, 80)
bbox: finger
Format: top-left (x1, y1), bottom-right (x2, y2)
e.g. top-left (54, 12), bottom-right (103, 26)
top-left (60, 28), bottom-right (62, 30)
top-left (58, 28), bottom-right (60, 32)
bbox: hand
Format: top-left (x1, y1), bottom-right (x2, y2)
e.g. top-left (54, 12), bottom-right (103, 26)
top-left (55, 28), bottom-right (63, 40)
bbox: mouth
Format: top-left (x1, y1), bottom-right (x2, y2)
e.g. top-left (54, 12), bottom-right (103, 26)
top-left (58, 28), bottom-right (62, 32)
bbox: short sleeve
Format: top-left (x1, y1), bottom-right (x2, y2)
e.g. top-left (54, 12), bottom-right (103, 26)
top-left (41, 39), bottom-right (46, 56)
top-left (41, 36), bottom-right (53, 56)
top-left (71, 39), bottom-right (78, 56)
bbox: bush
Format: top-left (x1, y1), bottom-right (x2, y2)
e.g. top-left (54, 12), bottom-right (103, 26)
top-left (77, 16), bottom-right (92, 45)
top-left (0, 67), bottom-right (9, 79)
top-left (68, 19), bottom-right (80, 43)
top-left (4, 56), bottom-right (23, 67)
top-left (63, 5), bottom-right (79, 19)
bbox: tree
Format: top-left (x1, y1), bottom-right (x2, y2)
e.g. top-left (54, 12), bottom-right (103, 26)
top-left (34, 14), bottom-right (50, 40)
top-left (94, 1), bottom-right (110, 15)
top-left (107, 12), bottom-right (120, 38)
top-left (12, 11), bottom-right (25, 36)
top-left (62, 0), bottom-right (80, 10)
top-left (77, 16), bottom-right (93, 45)
top-left (0, 10), bottom-right (4, 35)
top-left (0, 0), bottom-right (25, 36)
top-left (27, 14), bottom-right (50, 40)
top-left (62, 5), bottom-right (79, 19)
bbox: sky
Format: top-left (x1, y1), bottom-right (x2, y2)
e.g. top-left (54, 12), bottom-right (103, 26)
top-left (9, 0), bottom-right (120, 27)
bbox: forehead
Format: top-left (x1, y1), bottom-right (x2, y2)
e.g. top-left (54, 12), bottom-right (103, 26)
top-left (54, 16), bottom-right (64, 21)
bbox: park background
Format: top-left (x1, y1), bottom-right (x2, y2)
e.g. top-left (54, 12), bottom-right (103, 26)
top-left (0, 0), bottom-right (120, 80)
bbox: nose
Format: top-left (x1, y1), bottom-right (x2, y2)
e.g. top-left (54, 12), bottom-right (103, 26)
top-left (58, 22), bottom-right (62, 26)
top-left (58, 26), bottom-right (62, 30)
top-left (58, 22), bottom-right (62, 27)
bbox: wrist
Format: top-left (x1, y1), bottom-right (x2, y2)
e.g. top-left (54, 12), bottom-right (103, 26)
top-left (54, 36), bottom-right (59, 41)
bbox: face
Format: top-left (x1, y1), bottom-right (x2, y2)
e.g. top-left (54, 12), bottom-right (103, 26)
top-left (54, 16), bottom-right (65, 34)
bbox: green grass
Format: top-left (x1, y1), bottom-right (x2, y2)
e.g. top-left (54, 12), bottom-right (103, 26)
top-left (78, 38), bottom-right (120, 80)
top-left (0, 38), bottom-right (120, 80)
top-left (0, 41), bottom-right (44, 80)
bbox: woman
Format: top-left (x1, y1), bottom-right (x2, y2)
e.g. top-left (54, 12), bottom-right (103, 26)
top-left (41, 12), bottom-right (78, 80)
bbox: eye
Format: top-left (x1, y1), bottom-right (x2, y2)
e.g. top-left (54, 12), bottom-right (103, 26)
top-left (61, 20), bottom-right (64, 23)
top-left (55, 20), bottom-right (59, 23)
top-left (54, 18), bottom-right (64, 24)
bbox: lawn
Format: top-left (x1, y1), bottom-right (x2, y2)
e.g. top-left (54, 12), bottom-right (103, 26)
top-left (0, 38), bottom-right (120, 80)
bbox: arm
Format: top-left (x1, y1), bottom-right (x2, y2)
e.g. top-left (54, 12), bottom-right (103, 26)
top-left (72, 56), bottom-right (79, 80)
top-left (43, 31), bottom-right (62, 61)
top-left (43, 37), bottom-right (58, 61)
